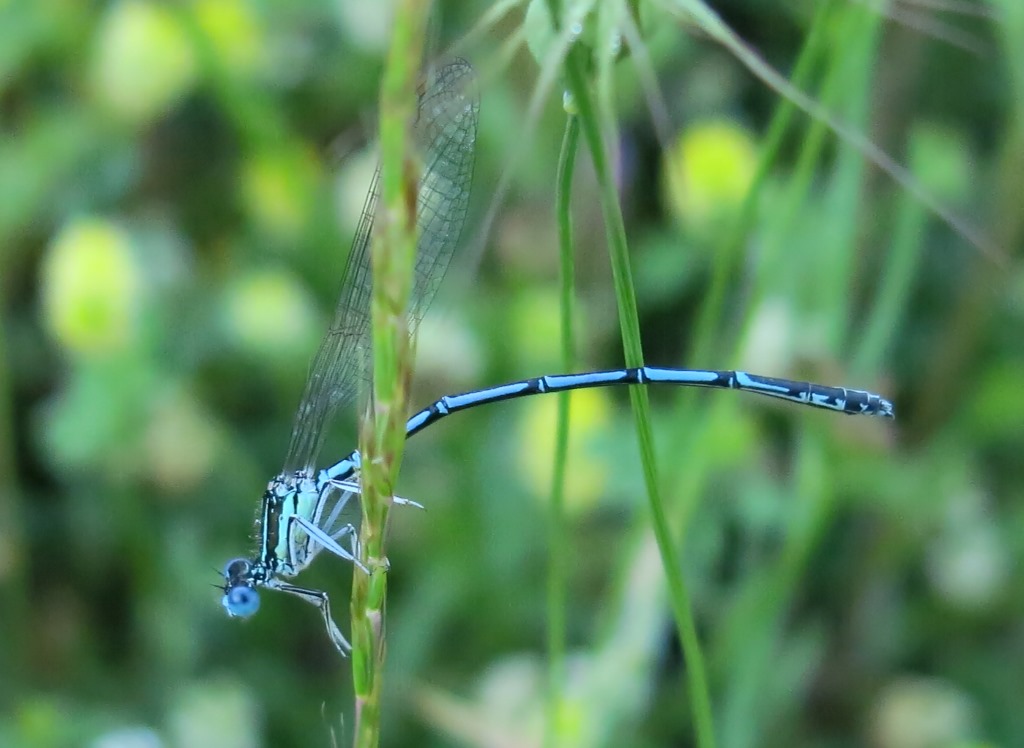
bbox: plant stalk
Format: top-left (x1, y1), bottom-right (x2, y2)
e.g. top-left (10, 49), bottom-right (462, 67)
top-left (352, 2), bottom-right (430, 745)
top-left (563, 47), bottom-right (717, 748)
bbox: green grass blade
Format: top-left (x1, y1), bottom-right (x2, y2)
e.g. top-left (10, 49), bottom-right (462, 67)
top-left (658, 0), bottom-right (999, 262)
top-left (0, 307), bottom-right (26, 682)
top-left (685, 0), bottom-right (835, 369)
top-left (564, 47), bottom-right (717, 748)
top-left (544, 113), bottom-right (580, 748)
top-left (854, 178), bottom-right (928, 376)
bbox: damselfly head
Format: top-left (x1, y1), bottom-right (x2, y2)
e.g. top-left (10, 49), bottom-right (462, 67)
top-left (221, 557), bottom-right (261, 618)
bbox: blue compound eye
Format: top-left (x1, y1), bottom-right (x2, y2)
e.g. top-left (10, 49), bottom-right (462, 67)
top-left (222, 586), bottom-right (260, 618)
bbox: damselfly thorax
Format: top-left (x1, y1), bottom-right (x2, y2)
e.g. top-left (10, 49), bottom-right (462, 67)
top-left (258, 470), bottom-right (359, 576)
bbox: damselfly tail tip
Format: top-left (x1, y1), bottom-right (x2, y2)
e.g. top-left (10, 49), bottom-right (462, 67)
top-left (878, 397), bottom-right (896, 419)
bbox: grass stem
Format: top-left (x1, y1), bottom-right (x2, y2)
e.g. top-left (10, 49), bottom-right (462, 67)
top-left (351, 4), bottom-right (430, 746)
top-left (544, 113), bottom-right (580, 748)
top-left (564, 47), bottom-right (717, 748)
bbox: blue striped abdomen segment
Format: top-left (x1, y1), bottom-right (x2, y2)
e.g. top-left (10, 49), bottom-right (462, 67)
top-left (401, 366), bottom-right (893, 441)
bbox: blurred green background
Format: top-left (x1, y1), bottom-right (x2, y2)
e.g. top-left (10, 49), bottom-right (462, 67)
top-left (2, 0), bottom-right (1022, 746)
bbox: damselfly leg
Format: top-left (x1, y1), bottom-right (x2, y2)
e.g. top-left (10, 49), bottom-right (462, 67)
top-left (271, 580), bottom-right (352, 653)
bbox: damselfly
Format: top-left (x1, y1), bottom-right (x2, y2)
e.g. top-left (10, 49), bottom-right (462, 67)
top-left (220, 59), bottom-right (894, 656)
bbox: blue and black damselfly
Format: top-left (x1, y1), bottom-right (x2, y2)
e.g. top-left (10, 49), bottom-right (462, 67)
top-left (221, 59), bottom-right (893, 655)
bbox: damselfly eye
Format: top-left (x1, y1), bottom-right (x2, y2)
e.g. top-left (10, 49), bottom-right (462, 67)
top-left (222, 586), bottom-right (260, 618)
top-left (223, 557), bottom-right (250, 581)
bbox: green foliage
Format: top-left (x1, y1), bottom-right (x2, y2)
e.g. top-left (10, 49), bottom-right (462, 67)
top-left (1, 1), bottom-right (1022, 747)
